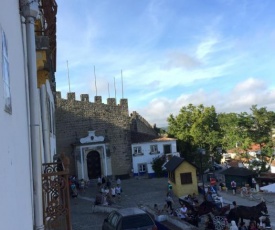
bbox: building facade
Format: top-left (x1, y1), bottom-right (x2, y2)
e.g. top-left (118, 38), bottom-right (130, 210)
top-left (131, 137), bottom-right (179, 177)
top-left (56, 92), bottom-right (158, 179)
top-left (0, 0), bottom-right (57, 229)
top-left (165, 156), bottom-right (198, 197)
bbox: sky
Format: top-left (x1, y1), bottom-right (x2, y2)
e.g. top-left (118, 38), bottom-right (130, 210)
top-left (55, 0), bottom-right (275, 127)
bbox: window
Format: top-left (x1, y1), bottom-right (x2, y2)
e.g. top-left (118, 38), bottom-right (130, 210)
top-left (163, 144), bottom-right (171, 154)
top-left (150, 145), bottom-right (158, 154)
top-left (122, 214), bottom-right (154, 229)
top-left (180, 172), bottom-right (192, 184)
top-left (1, 29), bottom-right (12, 113)
top-left (138, 163), bottom-right (147, 173)
top-left (107, 212), bottom-right (115, 223)
top-left (133, 146), bottom-right (143, 155)
top-left (110, 213), bottom-right (120, 227)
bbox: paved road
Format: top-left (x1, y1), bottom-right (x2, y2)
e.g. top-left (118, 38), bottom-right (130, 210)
top-left (71, 177), bottom-right (194, 230)
top-left (71, 177), bottom-right (275, 229)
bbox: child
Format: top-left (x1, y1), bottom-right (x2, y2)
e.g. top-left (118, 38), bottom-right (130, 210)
top-left (79, 179), bottom-right (85, 192)
top-left (71, 183), bottom-right (78, 199)
top-left (115, 185), bottom-right (122, 201)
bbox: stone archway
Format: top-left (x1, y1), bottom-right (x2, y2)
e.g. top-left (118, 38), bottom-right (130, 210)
top-left (86, 150), bottom-right (101, 179)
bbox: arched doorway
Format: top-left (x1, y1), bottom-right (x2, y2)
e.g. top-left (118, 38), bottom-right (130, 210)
top-left (86, 151), bottom-right (101, 179)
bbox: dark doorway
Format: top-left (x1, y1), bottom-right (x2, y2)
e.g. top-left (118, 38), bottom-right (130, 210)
top-left (86, 151), bottom-right (101, 179)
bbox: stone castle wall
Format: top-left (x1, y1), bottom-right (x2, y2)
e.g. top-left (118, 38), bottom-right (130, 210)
top-left (55, 92), bottom-right (151, 177)
top-left (130, 111), bottom-right (157, 136)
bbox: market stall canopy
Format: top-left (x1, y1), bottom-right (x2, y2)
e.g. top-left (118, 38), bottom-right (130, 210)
top-left (260, 183), bottom-right (275, 193)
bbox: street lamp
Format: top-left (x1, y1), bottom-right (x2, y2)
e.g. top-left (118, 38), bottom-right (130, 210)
top-left (198, 148), bottom-right (206, 195)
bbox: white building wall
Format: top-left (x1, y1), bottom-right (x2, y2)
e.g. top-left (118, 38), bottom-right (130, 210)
top-left (46, 80), bottom-right (56, 161)
top-left (41, 80), bottom-right (56, 162)
top-left (132, 140), bottom-right (179, 176)
top-left (0, 0), bottom-right (33, 229)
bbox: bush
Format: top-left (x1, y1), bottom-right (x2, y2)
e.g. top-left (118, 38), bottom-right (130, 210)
top-left (152, 156), bottom-right (167, 177)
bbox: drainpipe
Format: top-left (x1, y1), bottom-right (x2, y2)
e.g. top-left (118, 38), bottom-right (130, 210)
top-left (20, 1), bottom-right (44, 230)
top-left (40, 84), bottom-right (51, 163)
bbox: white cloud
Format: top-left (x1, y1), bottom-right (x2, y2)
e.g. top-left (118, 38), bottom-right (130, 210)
top-left (234, 78), bottom-right (266, 92)
top-left (196, 36), bottom-right (219, 60)
top-left (137, 78), bottom-right (275, 127)
top-left (55, 1), bottom-right (275, 128)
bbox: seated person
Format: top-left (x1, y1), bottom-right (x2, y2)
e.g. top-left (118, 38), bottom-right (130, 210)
top-left (193, 200), bottom-right (200, 212)
top-left (206, 191), bottom-right (221, 210)
top-left (178, 203), bottom-right (188, 220)
top-left (184, 194), bottom-right (193, 204)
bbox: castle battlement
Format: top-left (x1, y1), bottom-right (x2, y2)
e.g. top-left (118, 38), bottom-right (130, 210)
top-left (131, 111), bottom-right (153, 128)
top-left (56, 91), bottom-right (128, 109)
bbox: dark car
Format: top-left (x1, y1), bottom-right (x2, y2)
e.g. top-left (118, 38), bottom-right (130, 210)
top-left (102, 207), bottom-right (158, 230)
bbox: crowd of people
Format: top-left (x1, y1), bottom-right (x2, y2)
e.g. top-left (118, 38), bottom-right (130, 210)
top-left (68, 175), bottom-right (123, 206)
top-left (94, 176), bottom-right (122, 206)
top-left (151, 182), bottom-right (272, 230)
top-left (68, 176), bottom-right (272, 230)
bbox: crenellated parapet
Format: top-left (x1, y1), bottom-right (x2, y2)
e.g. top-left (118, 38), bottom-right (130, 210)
top-left (56, 91), bottom-right (128, 109)
top-left (55, 91), bottom-right (129, 117)
top-left (119, 98), bottom-right (128, 112)
top-left (80, 94), bottom-right (89, 102)
top-left (94, 96), bottom-right (102, 104)
top-left (107, 98), bottom-right (116, 106)
top-left (130, 111), bottom-right (157, 136)
top-left (67, 92), bottom-right (75, 101)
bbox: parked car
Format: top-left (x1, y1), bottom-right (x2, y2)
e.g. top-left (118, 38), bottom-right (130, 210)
top-left (102, 207), bottom-right (158, 230)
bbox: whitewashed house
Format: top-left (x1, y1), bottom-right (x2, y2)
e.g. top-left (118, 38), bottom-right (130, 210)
top-left (132, 137), bottom-right (180, 177)
top-left (1, 1), bottom-right (57, 229)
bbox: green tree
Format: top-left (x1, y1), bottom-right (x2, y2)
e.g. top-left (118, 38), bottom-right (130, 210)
top-left (152, 155), bottom-right (166, 177)
top-left (218, 112), bottom-right (244, 150)
top-left (166, 103), bottom-right (275, 173)
top-left (249, 105), bottom-right (275, 172)
top-left (167, 104), bottom-right (222, 168)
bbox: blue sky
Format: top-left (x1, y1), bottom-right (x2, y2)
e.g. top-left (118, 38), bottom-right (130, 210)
top-left (55, 0), bottom-right (275, 127)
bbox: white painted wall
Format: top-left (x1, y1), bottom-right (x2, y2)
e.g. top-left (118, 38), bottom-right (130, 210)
top-left (0, 0), bottom-right (33, 229)
top-left (43, 80), bottom-right (56, 162)
top-left (132, 139), bottom-right (179, 176)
